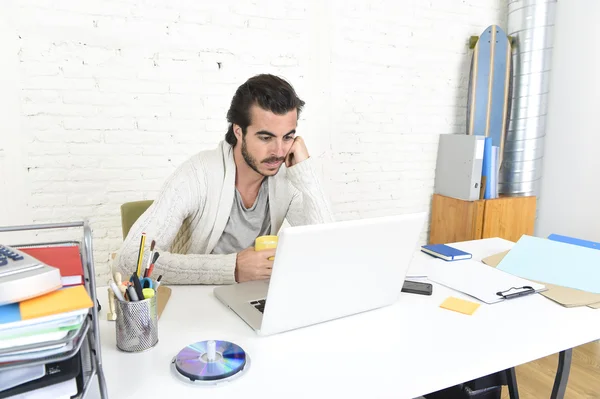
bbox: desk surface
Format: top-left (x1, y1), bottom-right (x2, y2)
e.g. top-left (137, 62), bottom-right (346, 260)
top-left (88, 238), bottom-right (600, 399)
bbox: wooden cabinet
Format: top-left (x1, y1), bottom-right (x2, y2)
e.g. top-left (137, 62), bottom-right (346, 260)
top-left (428, 194), bottom-right (536, 244)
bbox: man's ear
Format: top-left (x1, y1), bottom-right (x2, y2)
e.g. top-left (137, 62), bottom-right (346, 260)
top-left (233, 124), bottom-right (243, 140)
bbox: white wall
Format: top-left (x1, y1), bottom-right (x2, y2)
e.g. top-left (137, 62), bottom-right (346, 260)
top-left (0, 2), bottom-right (31, 225)
top-left (536, 0), bottom-right (600, 242)
top-left (0, 0), bottom-right (506, 281)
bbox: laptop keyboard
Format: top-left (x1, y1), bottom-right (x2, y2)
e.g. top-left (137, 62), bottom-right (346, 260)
top-left (250, 299), bottom-right (266, 313)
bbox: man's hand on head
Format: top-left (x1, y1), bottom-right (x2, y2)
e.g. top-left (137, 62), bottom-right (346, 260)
top-left (235, 247), bottom-right (276, 283)
top-left (285, 136), bottom-right (310, 168)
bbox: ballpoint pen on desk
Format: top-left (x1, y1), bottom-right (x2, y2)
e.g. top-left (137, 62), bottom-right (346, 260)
top-left (136, 232), bottom-right (147, 277)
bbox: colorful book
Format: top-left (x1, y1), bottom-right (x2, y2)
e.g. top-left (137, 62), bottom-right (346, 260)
top-left (18, 245), bottom-right (84, 287)
top-left (421, 244), bottom-right (472, 261)
top-left (0, 286), bottom-right (92, 326)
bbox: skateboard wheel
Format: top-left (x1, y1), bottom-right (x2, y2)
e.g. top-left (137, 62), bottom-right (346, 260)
top-left (469, 36), bottom-right (479, 49)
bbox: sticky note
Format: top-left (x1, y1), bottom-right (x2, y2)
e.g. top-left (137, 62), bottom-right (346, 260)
top-left (440, 296), bottom-right (480, 315)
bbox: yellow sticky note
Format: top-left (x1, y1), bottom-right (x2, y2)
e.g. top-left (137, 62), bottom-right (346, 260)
top-left (440, 296), bottom-right (480, 315)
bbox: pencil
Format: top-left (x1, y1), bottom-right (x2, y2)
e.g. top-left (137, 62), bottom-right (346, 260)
top-left (136, 232), bottom-right (146, 277)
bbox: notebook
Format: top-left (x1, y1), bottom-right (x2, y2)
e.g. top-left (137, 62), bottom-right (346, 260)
top-left (18, 245), bottom-right (84, 287)
top-left (20, 285), bottom-right (93, 320)
top-left (0, 286), bottom-right (92, 326)
top-left (421, 244), bottom-right (472, 261)
top-left (0, 311), bottom-right (86, 337)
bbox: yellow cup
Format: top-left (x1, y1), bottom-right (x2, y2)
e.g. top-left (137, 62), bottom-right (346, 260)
top-left (255, 235), bottom-right (278, 260)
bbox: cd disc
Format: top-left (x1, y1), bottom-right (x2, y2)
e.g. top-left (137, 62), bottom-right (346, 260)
top-left (173, 340), bottom-right (247, 382)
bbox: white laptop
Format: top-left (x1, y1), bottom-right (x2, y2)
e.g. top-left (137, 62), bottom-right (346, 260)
top-left (213, 212), bottom-right (426, 336)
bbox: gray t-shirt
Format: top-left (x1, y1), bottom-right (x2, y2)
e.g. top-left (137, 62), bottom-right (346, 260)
top-left (211, 179), bottom-right (271, 255)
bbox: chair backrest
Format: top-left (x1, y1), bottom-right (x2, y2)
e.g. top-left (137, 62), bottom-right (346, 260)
top-left (120, 200), bottom-right (153, 239)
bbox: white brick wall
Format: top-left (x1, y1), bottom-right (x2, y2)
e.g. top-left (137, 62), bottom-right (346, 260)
top-left (0, 0), bottom-right (506, 282)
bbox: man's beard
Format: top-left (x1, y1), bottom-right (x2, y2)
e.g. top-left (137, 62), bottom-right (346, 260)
top-left (241, 136), bottom-right (284, 177)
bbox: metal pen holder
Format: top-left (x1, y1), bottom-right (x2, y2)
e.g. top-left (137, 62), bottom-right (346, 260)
top-left (115, 295), bottom-right (158, 352)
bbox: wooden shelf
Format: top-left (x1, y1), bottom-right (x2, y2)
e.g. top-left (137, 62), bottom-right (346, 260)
top-left (429, 194), bottom-right (536, 244)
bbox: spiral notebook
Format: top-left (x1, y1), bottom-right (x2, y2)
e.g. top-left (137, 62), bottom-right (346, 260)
top-left (429, 259), bottom-right (546, 304)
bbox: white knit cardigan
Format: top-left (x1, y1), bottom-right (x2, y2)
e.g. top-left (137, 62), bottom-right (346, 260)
top-left (115, 141), bottom-right (334, 285)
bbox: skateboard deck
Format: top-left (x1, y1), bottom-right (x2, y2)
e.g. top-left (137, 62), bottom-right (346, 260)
top-left (466, 25), bottom-right (513, 166)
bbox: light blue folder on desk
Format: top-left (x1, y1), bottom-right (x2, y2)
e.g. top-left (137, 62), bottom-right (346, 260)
top-left (497, 235), bottom-right (600, 294)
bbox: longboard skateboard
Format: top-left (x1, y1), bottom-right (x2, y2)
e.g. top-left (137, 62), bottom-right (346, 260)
top-left (466, 25), bottom-right (514, 166)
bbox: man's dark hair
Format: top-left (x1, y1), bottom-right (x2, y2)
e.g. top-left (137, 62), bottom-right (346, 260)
top-left (225, 74), bottom-right (305, 146)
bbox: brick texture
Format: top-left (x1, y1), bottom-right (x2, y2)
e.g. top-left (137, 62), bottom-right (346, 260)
top-left (0, 0), bottom-right (507, 281)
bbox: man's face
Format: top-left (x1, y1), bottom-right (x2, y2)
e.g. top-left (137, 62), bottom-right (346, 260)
top-left (236, 104), bottom-right (297, 177)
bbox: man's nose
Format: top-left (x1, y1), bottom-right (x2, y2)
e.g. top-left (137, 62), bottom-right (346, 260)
top-left (271, 140), bottom-right (286, 158)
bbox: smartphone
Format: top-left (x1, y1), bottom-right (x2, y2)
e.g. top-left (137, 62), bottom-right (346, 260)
top-left (402, 280), bottom-right (433, 296)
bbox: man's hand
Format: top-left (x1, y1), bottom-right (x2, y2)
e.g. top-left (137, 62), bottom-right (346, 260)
top-left (285, 136), bottom-right (310, 168)
top-left (235, 247), bottom-right (276, 283)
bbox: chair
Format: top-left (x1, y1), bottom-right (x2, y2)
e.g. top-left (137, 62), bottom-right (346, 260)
top-left (120, 200), bottom-right (153, 239)
top-left (424, 368), bottom-right (518, 399)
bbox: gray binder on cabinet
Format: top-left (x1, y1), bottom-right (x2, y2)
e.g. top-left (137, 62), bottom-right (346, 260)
top-left (434, 135), bottom-right (485, 201)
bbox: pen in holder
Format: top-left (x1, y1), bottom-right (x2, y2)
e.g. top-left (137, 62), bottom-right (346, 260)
top-left (115, 294), bottom-right (158, 352)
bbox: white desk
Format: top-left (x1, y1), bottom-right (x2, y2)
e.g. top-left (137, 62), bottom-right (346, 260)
top-left (88, 238), bottom-right (600, 399)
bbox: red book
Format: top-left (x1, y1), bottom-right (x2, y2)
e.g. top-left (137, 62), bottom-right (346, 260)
top-left (18, 245), bottom-right (84, 287)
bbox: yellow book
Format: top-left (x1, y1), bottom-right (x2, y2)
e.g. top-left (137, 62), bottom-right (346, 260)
top-left (440, 296), bottom-right (480, 316)
top-left (20, 285), bottom-right (93, 320)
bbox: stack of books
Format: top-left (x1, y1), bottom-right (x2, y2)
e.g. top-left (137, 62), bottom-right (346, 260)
top-left (0, 244), bottom-right (93, 399)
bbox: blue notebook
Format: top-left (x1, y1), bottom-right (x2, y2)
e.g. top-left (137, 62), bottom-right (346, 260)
top-left (421, 244), bottom-right (472, 261)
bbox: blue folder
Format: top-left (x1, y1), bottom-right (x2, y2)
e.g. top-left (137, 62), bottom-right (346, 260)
top-left (481, 137), bottom-right (493, 199)
top-left (497, 235), bottom-right (600, 294)
top-left (548, 234), bottom-right (600, 251)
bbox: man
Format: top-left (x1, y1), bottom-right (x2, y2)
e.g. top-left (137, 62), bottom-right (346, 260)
top-left (116, 74), bottom-right (334, 284)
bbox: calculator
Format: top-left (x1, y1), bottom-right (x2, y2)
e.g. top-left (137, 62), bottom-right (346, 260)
top-left (0, 244), bottom-right (63, 305)
top-left (0, 244), bottom-right (46, 277)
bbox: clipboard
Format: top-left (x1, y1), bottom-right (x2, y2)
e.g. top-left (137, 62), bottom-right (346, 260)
top-left (428, 259), bottom-right (546, 304)
top-left (496, 286), bottom-right (536, 300)
top-left (483, 250), bottom-right (600, 308)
